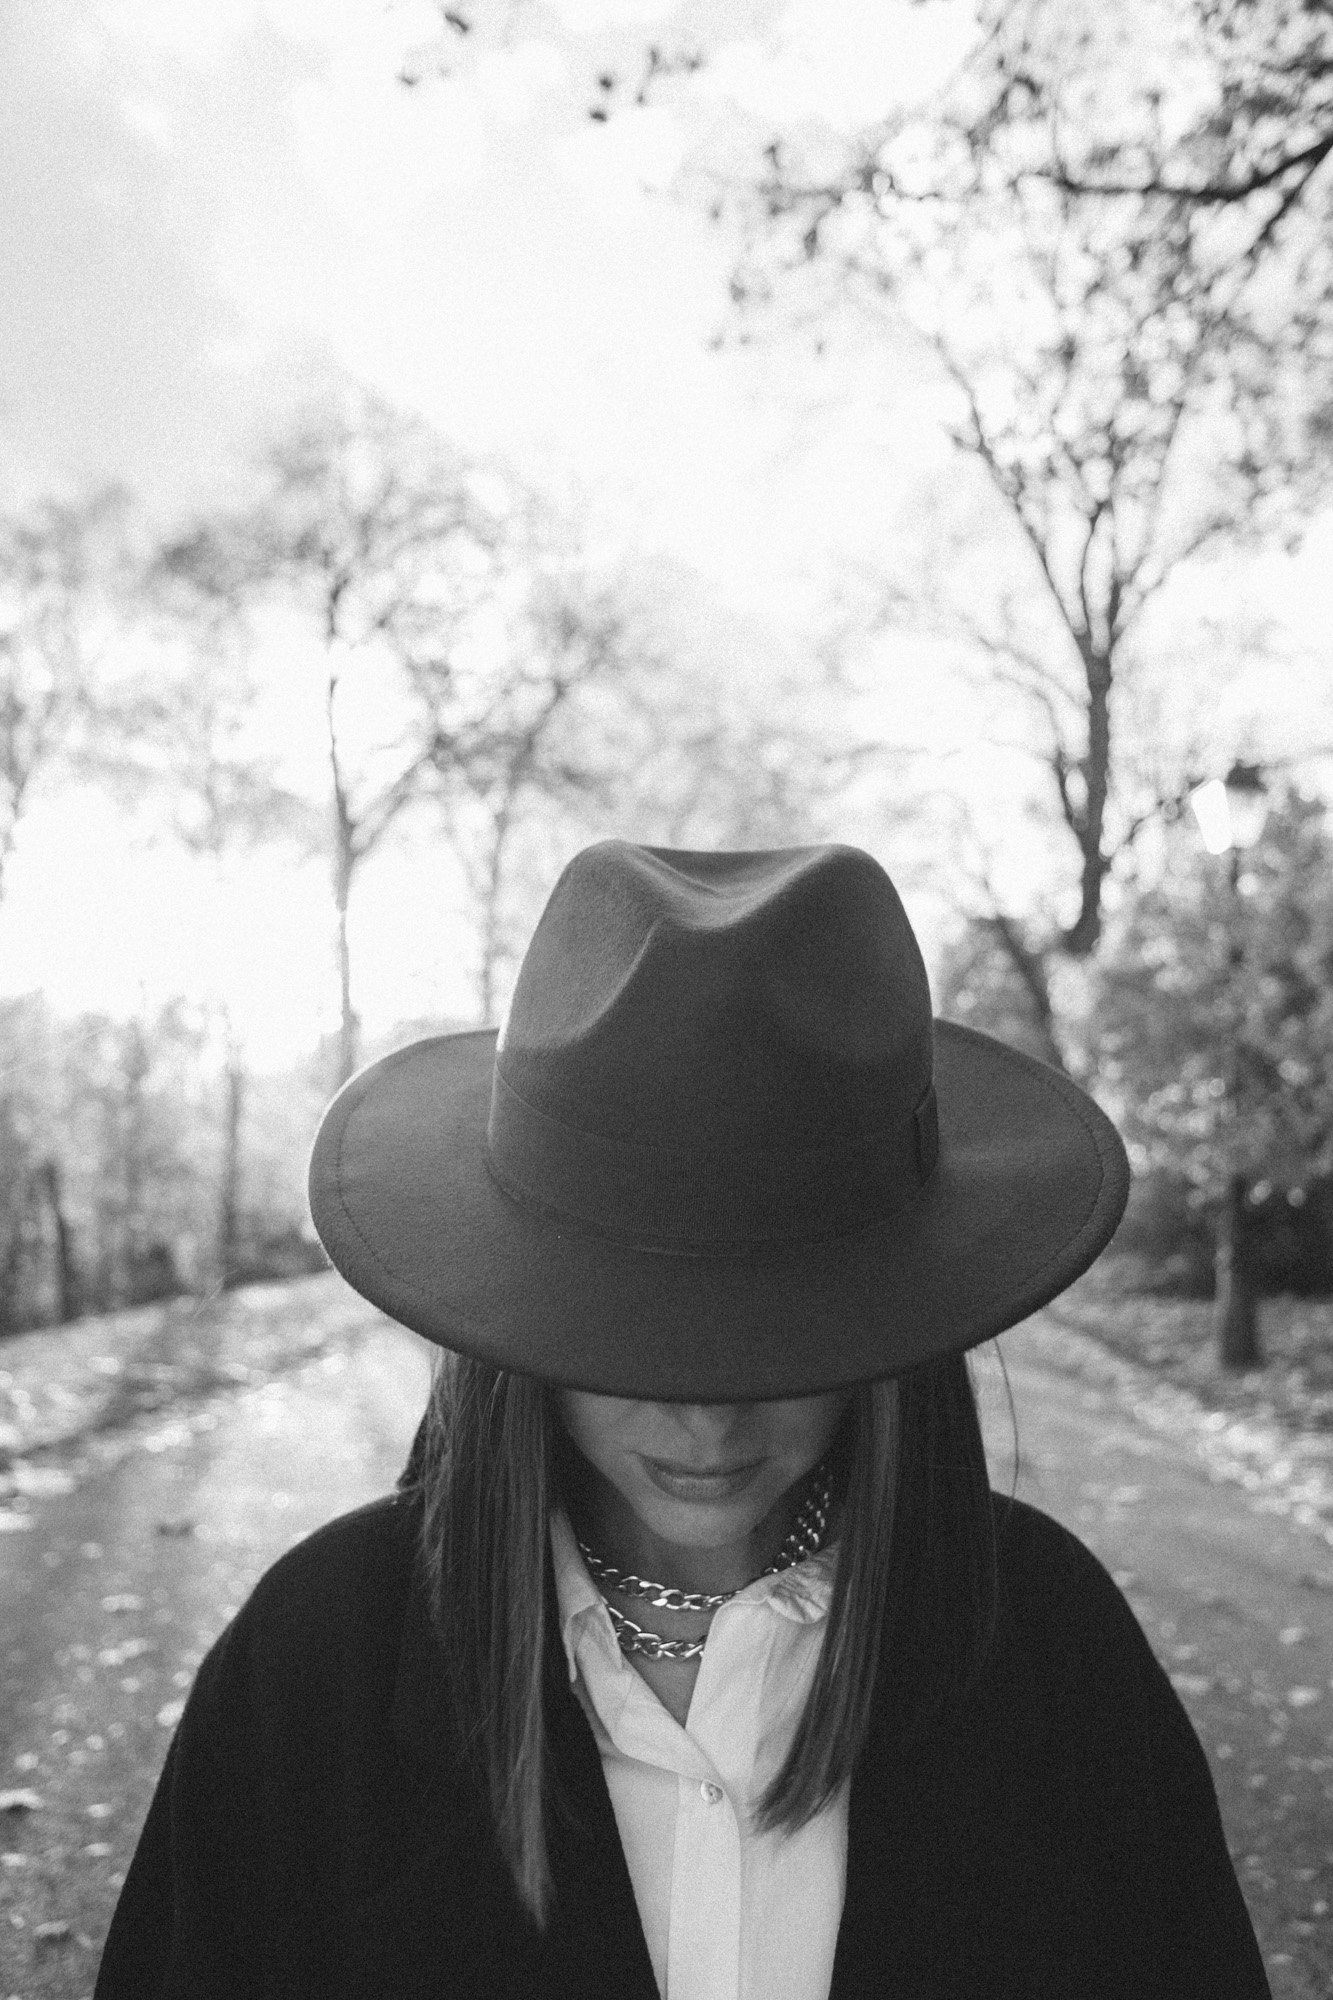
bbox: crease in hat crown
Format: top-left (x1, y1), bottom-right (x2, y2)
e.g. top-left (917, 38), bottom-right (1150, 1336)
top-left (483, 841), bottom-right (940, 1251)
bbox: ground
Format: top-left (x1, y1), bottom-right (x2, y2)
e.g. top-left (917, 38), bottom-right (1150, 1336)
top-left (0, 1272), bottom-right (1330, 1998)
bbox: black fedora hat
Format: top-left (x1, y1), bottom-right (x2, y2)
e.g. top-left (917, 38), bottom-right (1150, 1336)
top-left (308, 841), bottom-right (1129, 1401)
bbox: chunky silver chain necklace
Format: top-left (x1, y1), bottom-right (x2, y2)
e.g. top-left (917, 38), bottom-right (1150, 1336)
top-left (577, 1456), bottom-right (836, 1662)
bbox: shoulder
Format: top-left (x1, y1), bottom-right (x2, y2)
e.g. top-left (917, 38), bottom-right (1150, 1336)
top-left (991, 1490), bottom-right (1129, 1614)
top-left (197, 1490), bottom-right (424, 1718)
top-left (982, 1492), bottom-right (1179, 1754)
top-left (244, 1489), bottom-right (421, 1628)
top-left (988, 1491), bottom-right (1157, 1677)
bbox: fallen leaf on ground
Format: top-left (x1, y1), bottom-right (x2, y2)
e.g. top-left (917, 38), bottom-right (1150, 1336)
top-left (97, 1638), bottom-right (155, 1667)
top-left (10, 1464), bottom-right (75, 1496)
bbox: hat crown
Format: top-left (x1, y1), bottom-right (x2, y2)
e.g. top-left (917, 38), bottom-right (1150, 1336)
top-left (496, 841), bottom-right (933, 1154)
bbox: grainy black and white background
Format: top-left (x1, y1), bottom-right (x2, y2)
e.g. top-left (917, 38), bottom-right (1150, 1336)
top-left (1, 3), bottom-right (1331, 1995)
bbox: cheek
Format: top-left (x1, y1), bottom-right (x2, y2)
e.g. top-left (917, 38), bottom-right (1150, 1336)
top-left (771, 1394), bottom-right (849, 1467)
top-left (557, 1393), bottom-right (639, 1483)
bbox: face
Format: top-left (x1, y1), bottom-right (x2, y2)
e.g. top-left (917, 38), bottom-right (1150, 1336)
top-left (557, 1391), bottom-right (850, 1571)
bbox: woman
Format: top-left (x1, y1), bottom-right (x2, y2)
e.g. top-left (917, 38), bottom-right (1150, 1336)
top-left (96, 840), bottom-right (1271, 1998)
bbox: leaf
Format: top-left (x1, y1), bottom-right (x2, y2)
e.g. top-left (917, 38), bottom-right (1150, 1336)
top-left (10, 1464), bottom-right (75, 1496)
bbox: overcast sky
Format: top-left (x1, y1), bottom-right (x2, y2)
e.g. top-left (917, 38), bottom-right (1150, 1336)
top-left (2, 0), bottom-right (1330, 1063)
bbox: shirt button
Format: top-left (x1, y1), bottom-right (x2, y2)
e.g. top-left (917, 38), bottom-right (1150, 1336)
top-left (699, 1781), bottom-right (723, 1805)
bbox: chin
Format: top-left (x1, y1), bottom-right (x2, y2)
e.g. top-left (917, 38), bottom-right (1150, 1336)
top-left (636, 1481), bottom-right (774, 1548)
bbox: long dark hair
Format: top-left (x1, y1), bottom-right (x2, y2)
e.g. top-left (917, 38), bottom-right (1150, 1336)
top-left (411, 1347), bottom-right (1013, 1928)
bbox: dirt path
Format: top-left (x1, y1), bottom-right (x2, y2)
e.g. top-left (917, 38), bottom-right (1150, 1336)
top-left (972, 1324), bottom-right (1333, 2000)
top-left (0, 1283), bottom-right (1328, 1998)
top-left (0, 1302), bottom-right (430, 2000)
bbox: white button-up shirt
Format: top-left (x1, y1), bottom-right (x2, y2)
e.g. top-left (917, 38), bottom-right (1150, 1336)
top-left (551, 1508), bottom-right (849, 2000)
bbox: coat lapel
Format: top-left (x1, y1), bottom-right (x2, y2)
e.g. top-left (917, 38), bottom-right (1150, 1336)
top-left (537, 1647), bottom-right (661, 1999)
top-left (388, 1548), bottom-right (658, 2000)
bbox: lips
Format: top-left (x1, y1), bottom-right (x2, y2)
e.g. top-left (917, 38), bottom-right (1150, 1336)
top-left (641, 1457), bottom-right (763, 1500)
top-left (650, 1460), bottom-right (754, 1479)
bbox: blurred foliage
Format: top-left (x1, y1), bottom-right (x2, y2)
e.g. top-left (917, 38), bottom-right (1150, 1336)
top-left (1089, 786), bottom-right (1333, 1289)
top-left (933, 914), bottom-right (1068, 1070)
top-left (1093, 787), bottom-right (1333, 1193)
top-left (0, 994), bottom-right (325, 1336)
top-left (0, 487), bottom-right (137, 896)
top-left (931, 787), bottom-right (1333, 1293)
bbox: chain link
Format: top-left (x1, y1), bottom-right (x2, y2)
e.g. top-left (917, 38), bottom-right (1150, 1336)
top-left (602, 1602), bottom-right (708, 1661)
top-left (578, 1455), bottom-right (836, 1660)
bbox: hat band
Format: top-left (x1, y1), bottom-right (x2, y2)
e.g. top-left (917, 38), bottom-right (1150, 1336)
top-left (485, 1066), bottom-right (939, 1252)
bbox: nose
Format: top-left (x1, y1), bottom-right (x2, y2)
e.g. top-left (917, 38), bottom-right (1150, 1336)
top-left (664, 1404), bottom-right (753, 1455)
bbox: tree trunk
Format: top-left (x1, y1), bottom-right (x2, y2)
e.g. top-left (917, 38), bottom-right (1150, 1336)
top-left (336, 889), bottom-right (357, 1087)
top-left (218, 1030), bottom-right (245, 1288)
top-left (118, 1019), bottom-right (150, 1309)
top-left (333, 831), bottom-right (359, 1089)
top-left (984, 913), bottom-right (1068, 1073)
top-left (327, 650), bottom-right (361, 1091)
top-left (36, 1157), bottom-right (79, 1323)
top-left (1214, 1171), bottom-right (1261, 1369)
top-left (475, 801), bottom-right (514, 1027)
top-left (1058, 643), bottom-right (1113, 960)
top-left (0, 1208), bottom-right (22, 1335)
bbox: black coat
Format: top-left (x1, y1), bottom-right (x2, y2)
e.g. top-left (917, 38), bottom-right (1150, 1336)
top-left (95, 1488), bottom-right (1271, 1999)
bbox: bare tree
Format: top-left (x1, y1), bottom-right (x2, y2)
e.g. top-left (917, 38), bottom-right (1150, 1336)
top-left (399, 5), bottom-right (1332, 1071)
top-left (413, 0), bottom-right (1333, 258)
top-left (423, 543), bottom-right (884, 1022)
top-left (0, 487), bottom-right (131, 899)
top-left (971, 1), bottom-right (1333, 248)
top-left (157, 387), bottom-right (496, 1086)
top-left (697, 66), bottom-right (1329, 1060)
top-left (86, 541), bottom-right (326, 1288)
top-left (0, 489), bottom-right (137, 1319)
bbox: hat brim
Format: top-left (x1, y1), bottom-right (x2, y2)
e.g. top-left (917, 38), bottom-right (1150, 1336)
top-left (308, 1021), bottom-right (1129, 1401)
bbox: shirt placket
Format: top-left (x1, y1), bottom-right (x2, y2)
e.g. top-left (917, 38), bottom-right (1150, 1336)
top-left (665, 1763), bottom-right (743, 2000)
top-left (662, 1601), bottom-right (782, 2000)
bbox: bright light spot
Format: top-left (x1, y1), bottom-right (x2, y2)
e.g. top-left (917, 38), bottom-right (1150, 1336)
top-left (117, 95), bottom-right (179, 152)
top-left (703, 0), bottom-right (980, 127)
top-left (548, 0), bottom-right (678, 28)
top-left (555, 104), bottom-right (686, 201)
top-left (98, 0), bottom-right (423, 60)
top-left (472, 42), bottom-right (569, 126)
top-left (1189, 777), bottom-right (1233, 854)
top-left (0, 790), bottom-right (335, 1070)
top-left (288, 61), bottom-right (490, 213)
